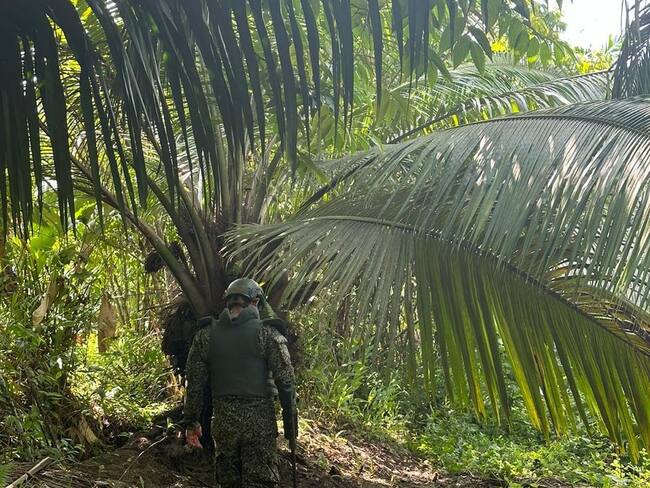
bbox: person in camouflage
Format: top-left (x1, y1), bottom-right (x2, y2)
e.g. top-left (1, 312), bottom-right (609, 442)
top-left (183, 278), bottom-right (296, 488)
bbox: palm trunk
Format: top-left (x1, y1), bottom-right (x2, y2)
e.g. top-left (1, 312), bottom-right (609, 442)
top-left (71, 153), bottom-right (211, 316)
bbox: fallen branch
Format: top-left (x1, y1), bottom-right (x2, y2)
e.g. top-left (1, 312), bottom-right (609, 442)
top-left (7, 457), bottom-right (53, 487)
top-left (118, 435), bottom-right (169, 482)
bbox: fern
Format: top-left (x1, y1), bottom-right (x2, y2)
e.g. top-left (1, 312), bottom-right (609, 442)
top-left (0, 463), bottom-right (13, 486)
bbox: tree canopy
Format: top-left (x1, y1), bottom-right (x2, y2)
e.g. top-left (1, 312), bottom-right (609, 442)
top-left (1, 0), bottom-right (569, 234)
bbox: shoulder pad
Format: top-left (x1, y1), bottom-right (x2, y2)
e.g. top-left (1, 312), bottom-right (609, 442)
top-left (264, 324), bottom-right (288, 344)
top-left (263, 318), bottom-right (288, 336)
top-left (192, 327), bottom-right (210, 348)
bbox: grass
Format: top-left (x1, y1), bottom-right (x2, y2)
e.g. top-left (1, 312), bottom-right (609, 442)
top-left (299, 329), bottom-right (650, 487)
top-left (414, 409), bottom-right (650, 487)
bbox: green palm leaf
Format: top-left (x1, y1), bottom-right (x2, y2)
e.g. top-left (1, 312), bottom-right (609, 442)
top-left (302, 66), bottom-right (611, 210)
top-left (390, 68), bottom-right (610, 142)
top-left (613, 1), bottom-right (650, 98)
top-left (1, 0), bottom-right (569, 233)
top-left (228, 97), bottom-right (650, 457)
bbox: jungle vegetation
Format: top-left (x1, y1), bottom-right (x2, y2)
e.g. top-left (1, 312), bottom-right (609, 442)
top-left (1, 1), bottom-right (650, 486)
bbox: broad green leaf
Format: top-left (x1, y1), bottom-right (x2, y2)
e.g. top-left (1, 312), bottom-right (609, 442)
top-left (540, 42), bottom-right (552, 65)
top-left (430, 49), bottom-right (451, 80)
top-left (453, 35), bottom-right (472, 68)
top-left (482, 0), bottom-right (503, 31)
top-left (440, 24), bottom-right (452, 52)
top-left (527, 36), bottom-right (540, 58)
top-left (508, 17), bottom-right (524, 47)
top-left (515, 31), bottom-right (530, 56)
top-left (469, 26), bottom-right (494, 59)
top-left (470, 42), bottom-right (486, 73)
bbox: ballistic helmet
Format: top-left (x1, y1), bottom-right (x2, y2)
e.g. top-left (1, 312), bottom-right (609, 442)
top-left (224, 278), bottom-right (265, 305)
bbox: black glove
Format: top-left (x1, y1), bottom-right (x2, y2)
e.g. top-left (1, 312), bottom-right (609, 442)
top-left (282, 406), bottom-right (298, 440)
top-left (278, 383), bottom-right (297, 439)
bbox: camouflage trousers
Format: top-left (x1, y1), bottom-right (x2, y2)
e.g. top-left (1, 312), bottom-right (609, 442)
top-left (212, 397), bottom-right (279, 488)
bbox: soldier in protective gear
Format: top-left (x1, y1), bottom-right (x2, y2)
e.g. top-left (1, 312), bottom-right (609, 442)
top-left (183, 278), bottom-right (297, 487)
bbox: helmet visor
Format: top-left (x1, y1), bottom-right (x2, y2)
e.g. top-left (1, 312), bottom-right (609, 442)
top-left (226, 294), bottom-right (251, 309)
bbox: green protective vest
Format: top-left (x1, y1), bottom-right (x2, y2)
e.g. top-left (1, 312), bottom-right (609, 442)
top-left (208, 307), bottom-right (269, 398)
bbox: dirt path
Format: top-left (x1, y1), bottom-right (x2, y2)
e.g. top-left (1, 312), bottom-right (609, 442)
top-left (7, 420), bottom-right (578, 487)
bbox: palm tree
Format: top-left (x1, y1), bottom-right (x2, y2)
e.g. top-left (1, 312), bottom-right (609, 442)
top-left (0, 0), bottom-right (571, 332)
top-left (227, 3), bottom-right (650, 458)
top-left (3, 0), bottom-right (646, 455)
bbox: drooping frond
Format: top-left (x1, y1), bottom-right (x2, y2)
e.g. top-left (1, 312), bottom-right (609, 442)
top-left (0, 1), bottom-right (569, 232)
top-left (390, 68), bottom-right (610, 142)
top-left (227, 97), bottom-right (650, 456)
top-left (305, 67), bottom-right (610, 204)
top-left (304, 62), bottom-right (603, 156)
top-left (613, 1), bottom-right (650, 98)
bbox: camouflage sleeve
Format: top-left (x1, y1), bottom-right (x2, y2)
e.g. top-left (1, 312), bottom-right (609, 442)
top-left (262, 326), bottom-right (295, 388)
top-left (183, 327), bottom-right (210, 428)
top-left (261, 325), bottom-right (297, 438)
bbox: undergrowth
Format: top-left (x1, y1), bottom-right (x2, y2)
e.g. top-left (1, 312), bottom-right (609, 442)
top-left (416, 410), bottom-right (650, 487)
top-left (2, 222), bottom-right (649, 488)
top-left (298, 312), bottom-right (650, 488)
top-left (0, 218), bottom-right (177, 463)
top-left (71, 330), bottom-right (178, 443)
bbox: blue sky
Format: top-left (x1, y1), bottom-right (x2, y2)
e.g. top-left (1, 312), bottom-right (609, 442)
top-left (557, 0), bottom-right (625, 49)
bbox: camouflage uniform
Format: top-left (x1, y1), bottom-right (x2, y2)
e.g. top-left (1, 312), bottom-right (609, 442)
top-left (184, 305), bottom-right (295, 488)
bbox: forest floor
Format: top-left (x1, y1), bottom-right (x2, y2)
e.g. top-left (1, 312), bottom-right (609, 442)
top-left (8, 419), bottom-right (583, 488)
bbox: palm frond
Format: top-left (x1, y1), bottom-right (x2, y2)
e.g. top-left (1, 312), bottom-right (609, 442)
top-left (227, 97), bottom-right (650, 456)
top-left (1, 0), bottom-right (569, 233)
top-left (613, 1), bottom-right (650, 98)
top-left (304, 65), bottom-right (610, 204)
top-left (390, 69), bottom-right (610, 142)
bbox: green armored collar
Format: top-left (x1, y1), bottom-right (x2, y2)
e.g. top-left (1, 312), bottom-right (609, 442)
top-left (217, 306), bottom-right (260, 326)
